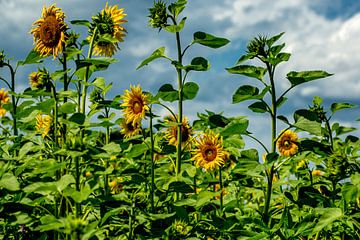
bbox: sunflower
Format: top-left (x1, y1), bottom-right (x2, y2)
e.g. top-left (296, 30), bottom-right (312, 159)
top-left (36, 114), bottom-right (52, 138)
top-left (89, 3), bottom-right (127, 57)
top-left (276, 129), bottom-right (298, 157)
top-left (29, 69), bottom-right (49, 89)
top-left (192, 131), bottom-right (228, 171)
top-left (30, 4), bottom-right (67, 58)
top-left (121, 85), bottom-right (149, 125)
top-left (164, 115), bottom-right (193, 148)
top-left (120, 118), bottom-right (141, 138)
top-left (0, 88), bottom-right (10, 117)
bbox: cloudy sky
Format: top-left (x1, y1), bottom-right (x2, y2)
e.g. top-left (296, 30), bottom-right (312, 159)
top-left (0, 0), bottom-right (359, 148)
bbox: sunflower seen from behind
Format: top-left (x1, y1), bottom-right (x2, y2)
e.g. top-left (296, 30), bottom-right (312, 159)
top-left (276, 129), bottom-right (299, 157)
top-left (121, 85), bottom-right (149, 126)
top-left (192, 131), bottom-right (228, 171)
top-left (30, 4), bottom-right (67, 58)
top-left (164, 115), bottom-right (193, 148)
top-left (89, 2), bottom-right (127, 57)
top-left (0, 88), bottom-right (10, 117)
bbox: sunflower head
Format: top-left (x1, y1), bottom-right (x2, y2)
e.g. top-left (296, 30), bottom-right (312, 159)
top-left (29, 68), bottom-right (50, 89)
top-left (276, 129), bottom-right (298, 157)
top-left (120, 118), bottom-right (142, 138)
top-left (121, 85), bottom-right (149, 126)
top-left (192, 131), bottom-right (228, 171)
top-left (36, 114), bottom-right (52, 138)
top-left (171, 219), bottom-right (192, 237)
top-left (148, 0), bottom-right (168, 29)
top-left (30, 4), bottom-right (67, 58)
top-left (164, 115), bottom-right (193, 148)
top-left (0, 88), bottom-right (10, 105)
top-left (89, 2), bottom-right (127, 57)
top-left (247, 35), bottom-right (267, 57)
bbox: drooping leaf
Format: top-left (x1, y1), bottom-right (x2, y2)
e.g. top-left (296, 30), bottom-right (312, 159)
top-left (155, 84), bottom-right (178, 102)
top-left (70, 19), bottom-right (91, 27)
top-left (221, 118), bottom-right (249, 137)
top-left (193, 31), bottom-right (230, 49)
top-left (226, 65), bottom-right (267, 80)
top-left (184, 57), bottom-right (210, 72)
top-left (330, 102), bottom-right (357, 114)
top-left (18, 49), bottom-right (44, 65)
top-left (137, 47), bottom-right (167, 70)
top-left (232, 85), bottom-right (270, 104)
top-left (75, 57), bottom-right (117, 71)
top-left (287, 70), bottom-right (332, 87)
top-left (183, 82), bottom-right (199, 100)
top-left (312, 208), bottom-right (343, 233)
top-left (248, 101), bottom-right (268, 113)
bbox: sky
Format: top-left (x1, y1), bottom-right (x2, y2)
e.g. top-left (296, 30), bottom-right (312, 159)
top-left (0, 0), bottom-right (359, 149)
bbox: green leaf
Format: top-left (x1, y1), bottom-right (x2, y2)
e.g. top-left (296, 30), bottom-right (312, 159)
top-left (183, 82), bottom-right (199, 100)
top-left (236, 54), bottom-right (254, 65)
top-left (294, 109), bottom-right (319, 122)
top-left (232, 85), bottom-right (270, 104)
top-left (70, 19), bottom-right (91, 27)
top-left (168, 181), bottom-right (194, 193)
top-left (266, 32), bottom-right (285, 47)
top-left (59, 102), bottom-right (77, 114)
top-left (148, 212), bottom-right (176, 221)
top-left (287, 70), bottom-right (333, 87)
top-left (164, 17), bottom-right (186, 33)
top-left (226, 65), bottom-right (267, 80)
top-left (312, 208), bottom-right (343, 233)
top-left (184, 57), bottom-right (210, 72)
top-left (0, 173), bottom-right (20, 191)
top-left (92, 77), bottom-right (106, 90)
top-left (221, 118), bottom-right (249, 137)
top-left (248, 101), bottom-right (268, 113)
top-left (68, 113), bottom-right (85, 125)
top-left (63, 183), bottom-right (92, 203)
top-left (196, 191), bottom-right (219, 208)
top-left (51, 69), bottom-right (70, 81)
top-left (293, 117), bottom-right (322, 136)
top-left (168, 0), bottom-right (187, 18)
top-left (18, 49), bottom-right (43, 65)
top-left (64, 46), bottom-right (82, 60)
top-left (330, 102), bottom-right (357, 114)
top-left (332, 123), bottom-right (357, 136)
top-left (193, 31), bottom-right (230, 49)
top-left (156, 84), bottom-right (178, 102)
top-left (75, 57), bottom-right (117, 71)
top-left (137, 47), bottom-right (167, 70)
top-left (208, 114), bottom-right (230, 127)
top-left (126, 143), bottom-right (148, 158)
top-left (56, 174), bottom-right (75, 192)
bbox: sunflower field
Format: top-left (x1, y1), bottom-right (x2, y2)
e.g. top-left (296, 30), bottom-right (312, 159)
top-left (0, 1), bottom-right (359, 239)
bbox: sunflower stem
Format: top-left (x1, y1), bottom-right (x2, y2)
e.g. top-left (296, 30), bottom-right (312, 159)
top-left (3, 63), bottom-right (18, 136)
top-left (263, 62), bottom-right (277, 224)
top-left (81, 26), bottom-right (98, 116)
top-left (149, 107), bottom-right (155, 213)
top-left (172, 16), bottom-right (183, 202)
top-left (219, 167), bottom-right (224, 216)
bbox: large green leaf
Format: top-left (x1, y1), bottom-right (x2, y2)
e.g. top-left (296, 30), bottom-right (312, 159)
top-left (287, 70), bottom-right (332, 87)
top-left (68, 113), bottom-right (85, 125)
top-left (137, 47), bottom-right (167, 70)
top-left (226, 65), bottom-right (267, 80)
top-left (293, 117), bottom-right (322, 136)
top-left (75, 57), bottom-right (117, 71)
top-left (221, 118), bottom-right (249, 137)
top-left (0, 173), bottom-right (20, 191)
top-left (18, 49), bottom-right (43, 65)
top-left (193, 31), bottom-right (230, 49)
top-left (184, 57), bottom-right (210, 72)
top-left (232, 85), bottom-right (270, 103)
top-left (312, 208), bottom-right (343, 233)
top-left (248, 101), bottom-right (268, 113)
top-left (59, 102), bottom-right (77, 114)
top-left (155, 84), bottom-right (178, 102)
top-left (183, 82), bottom-right (199, 100)
top-left (330, 102), bottom-right (357, 114)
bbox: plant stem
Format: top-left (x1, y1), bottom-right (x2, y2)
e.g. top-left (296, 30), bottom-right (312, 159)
top-left (219, 167), bottom-right (224, 216)
top-left (263, 62), bottom-right (276, 224)
top-left (3, 63), bottom-right (18, 136)
top-left (149, 107), bottom-right (155, 213)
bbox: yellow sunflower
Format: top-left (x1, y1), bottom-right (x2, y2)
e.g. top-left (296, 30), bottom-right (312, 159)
top-left (276, 129), bottom-right (299, 157)
top-left (121, 85), bottom-right (149, 125)
top-left (36, 114), bottom-right (52, 138)
top-left (192, 131), bottom-right (228, 171)
top-left (0, 88), bottom-right (10, 117)
top-left (120, 118), bottom-right (142, 138)
top-left (30, 4), bottom-right (67, 58)
top-left (29, 69), bottom-right (49, 89)
top-left (89, 2), bottom-right (127, 57)
top-left (164, 115), bottom-right (193, 148)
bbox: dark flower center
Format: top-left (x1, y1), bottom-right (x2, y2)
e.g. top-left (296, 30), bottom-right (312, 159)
top-left (132, 101), bottom-right (143, 114)
top-left (40, 15), bottom-right (61, 47)
top-left (203, 146), bottom-right (217, 162)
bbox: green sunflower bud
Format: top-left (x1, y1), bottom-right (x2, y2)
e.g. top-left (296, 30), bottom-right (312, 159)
top-left (148, 1), bottom-right (168, 29)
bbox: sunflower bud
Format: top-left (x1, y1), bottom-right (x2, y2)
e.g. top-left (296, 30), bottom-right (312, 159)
top-left (148, 1), bottom-right (168, 29)
top-left (247, 35), bottom-right (267, 57)
top-left (0, 51), bottom-right (5, 66)
top-left (171, 219), bottom-right (192, 237)
top-left (66, 31), bottom-right (79, 47)
top-left (309, 96), bottom-right (327, 122)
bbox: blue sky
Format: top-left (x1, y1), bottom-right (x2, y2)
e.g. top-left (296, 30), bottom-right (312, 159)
top-left (0, 0), bottom-right (359, 149)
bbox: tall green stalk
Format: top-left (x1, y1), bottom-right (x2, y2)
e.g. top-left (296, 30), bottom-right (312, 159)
top-left (149, 107), bottom-right (155, 213)
top-left (263, 62), bottom-right (276, 224)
